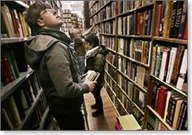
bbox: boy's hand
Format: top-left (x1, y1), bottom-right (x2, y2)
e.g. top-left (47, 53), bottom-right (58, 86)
top-left (84, 80), bottom-right (97, 92)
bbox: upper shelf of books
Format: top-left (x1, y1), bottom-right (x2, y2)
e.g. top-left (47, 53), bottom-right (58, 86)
top-left (1, 1), bottom-right (32, 41)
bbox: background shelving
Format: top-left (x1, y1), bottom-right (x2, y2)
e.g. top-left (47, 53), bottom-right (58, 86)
top-left (87, 0), bottom-right (188, 130)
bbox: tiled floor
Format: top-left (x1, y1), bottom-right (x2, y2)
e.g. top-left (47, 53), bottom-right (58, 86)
top-left (83, 88), bottom-right (118, 130)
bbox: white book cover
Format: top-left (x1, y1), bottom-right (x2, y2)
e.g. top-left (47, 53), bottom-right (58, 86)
top-left (85, 70), bottom-right (100, 81)
top-left (159, 47), bottom-right (169, 80)
top-left (166, 47), bottom-right (177, 83)
top-left (176, 49), bottom-right (187, 90)
top-left (163, 90), bottom-right (172, 121)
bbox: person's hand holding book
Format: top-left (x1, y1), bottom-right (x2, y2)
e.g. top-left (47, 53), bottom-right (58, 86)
top-left (84, 80), bottom-right (97, 92)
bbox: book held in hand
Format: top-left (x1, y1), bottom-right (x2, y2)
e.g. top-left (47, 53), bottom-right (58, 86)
top-left (85, 70), bottom-right (100, 81)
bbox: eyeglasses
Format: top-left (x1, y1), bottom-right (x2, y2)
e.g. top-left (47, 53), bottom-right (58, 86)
top-left (40, 9), bottom-right (57, 17)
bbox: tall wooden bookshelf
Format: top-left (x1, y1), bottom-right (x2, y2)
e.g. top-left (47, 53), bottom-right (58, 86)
top-left (0, 0), bottom-right (61, 130)
top-left (87, 0), bottom-right (187, 130)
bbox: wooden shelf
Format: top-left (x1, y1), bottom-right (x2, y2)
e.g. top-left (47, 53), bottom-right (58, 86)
top-left (1, 69), bottom-right (34, 102)
top-left (1, 37), bottom-right (35, 45)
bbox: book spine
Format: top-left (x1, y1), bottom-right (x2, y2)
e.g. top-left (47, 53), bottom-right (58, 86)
top-left (183, 21), bottom-right (187, 40)
top-left (151, 82), bottom-right (159, 109)
top-left (9, 49), bottom-right (20, 78)
top-left (159, 47), bottom-right (168, 80)
top-left (176, 49), bottom-right (187, 90)
top-left (1, 50), bottom-right (14, 85)
top-left (7, 95), bottom-right (22, 128)
top-left (14, 90), bottom-right (26, 120)
top-left (163, 1), bottom-right (173, 38)
top-left (159, 1), bottom-right (166, 37)
top-left (171, 46), bottom-right (185, 85)
top-left (169, 1), bottom-right (178, 38)
top-left (4, 49), bottom-right (17, 80)
top-left (178, 1), bottom-right (187, 39)
top-left (163, 91), bottom-right (172, 121)
top-left (1, 108), bottom-right (15, 130)
top-left (176, 99), bottom-right (185, 129)
top-left (172, 99), bottom-right (183, 129)
top-left (166, 47), bottom-right (177, 84)
top-left (177, 100), bottom-right (187, 130)
top-left (157, 86), bottom-right (168, 118)
top-left (172, 1), bottom-right (184, 38)
top-left (166, 96), bottom-right (175, 126)
top-left (146, 9), bottom-right (152, 35)
top-left (115, 121), bottom-right (121, 130)
top-left (1, 4), bottom-right (15, 37)
top-left (133, 11), bottom-right (137, 35)
top-left (154, 46), bottom-right (163, 77)
top-left (155, 4), bottom-right (162, 37)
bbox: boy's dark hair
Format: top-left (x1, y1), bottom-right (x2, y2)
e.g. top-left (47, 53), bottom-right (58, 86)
top-left (24, 1), bottom-right (52, 35)
top-left (84, 33), bottom-right (99, 48)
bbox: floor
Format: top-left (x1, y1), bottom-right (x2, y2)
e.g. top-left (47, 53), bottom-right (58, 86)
top-left (83, 88), bottom-right (118, 130)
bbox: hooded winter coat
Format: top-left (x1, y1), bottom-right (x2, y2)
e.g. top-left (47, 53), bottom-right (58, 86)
top-left (24, 29), bottom-right (89, 115)
top-left (84, 45), bottom-right (108, 86)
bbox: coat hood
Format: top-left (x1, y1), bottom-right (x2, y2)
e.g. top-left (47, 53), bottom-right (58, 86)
top-left (86, 45), bottom-right (108, 58)
top-left (24, 28), bottom-right (71, 70)
top-left (24, 35), bottom-right (59, 69)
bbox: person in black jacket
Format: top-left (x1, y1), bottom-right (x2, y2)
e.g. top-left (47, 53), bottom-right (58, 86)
top-left (24, 1), bottom-right (96, 130)
top-left (84, 33), bottom-right (108, 117)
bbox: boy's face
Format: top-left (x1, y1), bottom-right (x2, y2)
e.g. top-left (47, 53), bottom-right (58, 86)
top-left (38, 8), bottom-right (63, 30)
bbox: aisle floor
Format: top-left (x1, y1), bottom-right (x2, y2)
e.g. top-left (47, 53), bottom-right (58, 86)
top-left (83, 88), bottom-right (118, 130)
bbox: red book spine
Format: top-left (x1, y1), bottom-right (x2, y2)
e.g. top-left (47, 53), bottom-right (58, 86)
top-left (1, 50), bottom-right (14, 85)
top-left (157, 86), bottom-right (168, 118)
top-left (147, 80), bottom-right (154, 106)
top-left (183, 21), bottom-right (187, 40)
top-left (115, 121), bottom-right (121, 130)
top-left (155, 4), bottom-right (162, 37)
top-left (137, 12), bottom-right (141, 35)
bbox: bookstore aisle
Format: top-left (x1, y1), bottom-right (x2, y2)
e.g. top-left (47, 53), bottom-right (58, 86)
top-left (50, 88), bottom-right (118, 130)
top-left (1, 0), bottom-right (188, 131)
top-left (83, 88), bottom-right (118, 130)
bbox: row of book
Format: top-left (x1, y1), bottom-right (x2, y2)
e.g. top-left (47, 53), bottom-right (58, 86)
top-left (151, 44), bottom-right (187, 92)
top-left (115, 0), bottom-right (153, 14)
top-left (105, 75), bottom-right (144, 125)
top-left (117, 56), bottom-right (149, 90)
top-left (1, 46), bottom-right (28, 87)
top-left (93, 8), bottom-right (153, 36)
top-left (148, 80), bottom-right (187, 130)
top-left (155, 1), bottom-right (187, 39)
top-left (1, 3), bottom-right (31, 38)
top-left (23, 95), bottom-right (47, 130)
top-left (117, 75), bottom-right (146, 111)
top-left (147, 111), bottom-right (167, 130)
top-left (1, 73), bottom-right (44, 130)
top-left (117, 8), bottom-right (153, 36)
top-left (90, 1), bottom-right (153, 21)
top-left (105, 55), bottom-right (117, 81)
top-left (91, 1), bottom-right (187, 40)
top-left (118, 38), bottom-right (152, 66)
top-left (100, 20), bottom-right (116, 35)
top-left (101, 36), bottom-right (116, 51)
